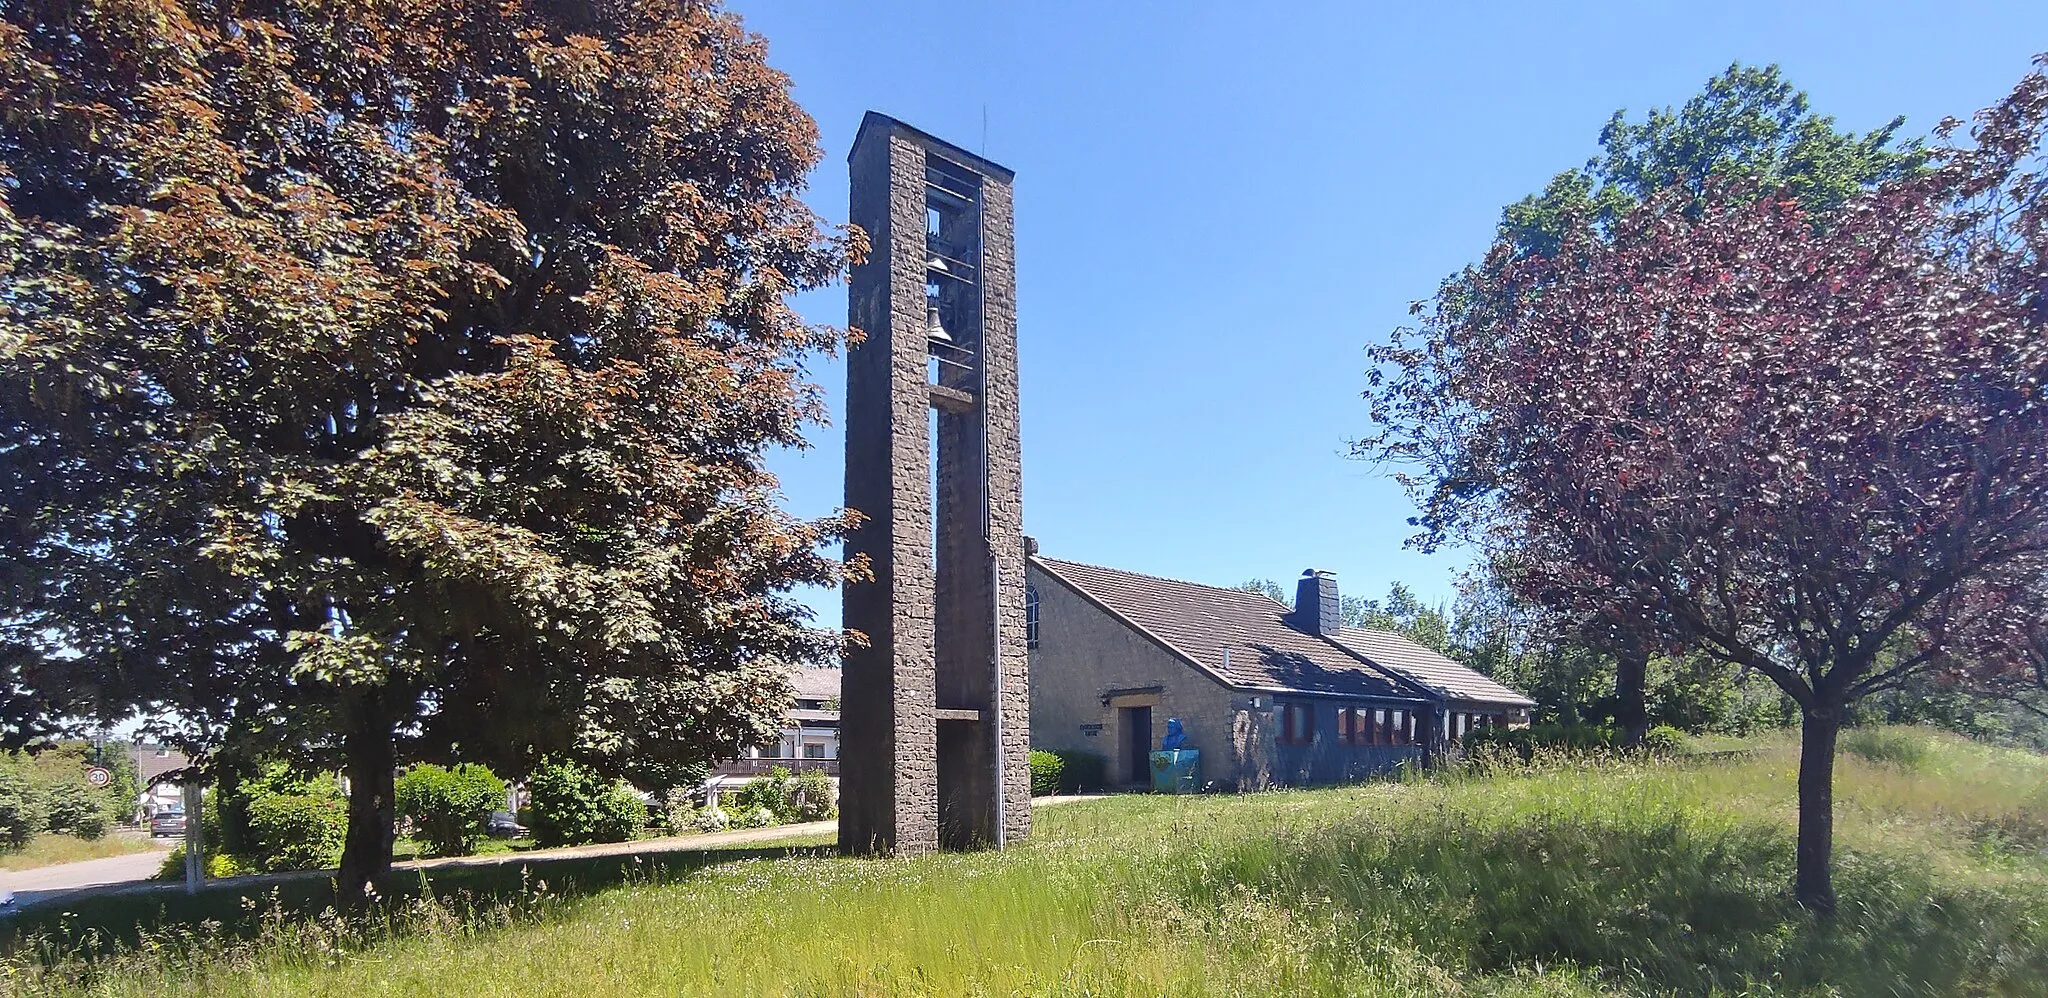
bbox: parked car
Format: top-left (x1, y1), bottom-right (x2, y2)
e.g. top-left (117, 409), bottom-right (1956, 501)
top-left (486, 810), bottom-right (526, 838)
top-left (149, 809), bottom-right (187, 838)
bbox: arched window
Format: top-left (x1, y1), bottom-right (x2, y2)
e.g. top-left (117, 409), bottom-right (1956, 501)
top-left (1025, 583), bottom-right (1040, 649)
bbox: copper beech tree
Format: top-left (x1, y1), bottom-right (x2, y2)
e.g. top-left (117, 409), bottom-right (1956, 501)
top-left (0, 0), bottom-right (863, 897)
top-left (1434, 66), bottom-right (1925, 746)
top-left (1364, 61), bottom-right (2048, 914)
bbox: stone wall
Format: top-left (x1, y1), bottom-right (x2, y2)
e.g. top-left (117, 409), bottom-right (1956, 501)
top-left (840, 120), bottom-right (935, 854)
top-left (842, 114), bottom-right (1028, 854)
top-left (1026, 561), bottom-right (1250, 789)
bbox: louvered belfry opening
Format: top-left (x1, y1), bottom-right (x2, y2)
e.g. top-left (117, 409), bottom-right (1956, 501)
top-left (840, 114), bottom-right (1030, 855)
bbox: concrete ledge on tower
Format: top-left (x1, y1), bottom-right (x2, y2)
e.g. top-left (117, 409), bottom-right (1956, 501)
top-left (928, 383), bottom-right (976, 413)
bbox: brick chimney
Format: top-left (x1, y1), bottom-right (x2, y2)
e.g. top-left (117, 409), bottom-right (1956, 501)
top-left (1291, 569), bottom-right (1340, 637)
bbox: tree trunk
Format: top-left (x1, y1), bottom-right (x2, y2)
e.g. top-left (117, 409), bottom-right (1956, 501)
top-left (336, 689), bottom-right (396, 906)
top-left (212, 736), bottom-right (256, 856)
top-left (1795, 703), bottom-right (1841, 916)
top-left (1615, 643), bottom-right (1650, 748)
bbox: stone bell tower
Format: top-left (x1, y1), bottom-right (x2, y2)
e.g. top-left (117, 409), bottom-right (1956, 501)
top-left (839, 113), bottom-right (1029, 855)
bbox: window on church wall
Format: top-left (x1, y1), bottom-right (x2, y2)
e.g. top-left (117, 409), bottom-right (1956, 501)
top-left (1339, 707), bottom-right (1376, 745)
top-left (1025, 583), bottom-right (1040, 649)
top-left (1280, 702), bottom-right (1314, 745)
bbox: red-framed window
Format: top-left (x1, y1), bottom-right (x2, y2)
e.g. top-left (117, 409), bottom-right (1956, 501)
top-left (1339, 707), bottom-right (1419, 746)
top-left (1280, 702), bottom-right (1315, 745)
top-left (1338, 707), bottom-right (1366, 745)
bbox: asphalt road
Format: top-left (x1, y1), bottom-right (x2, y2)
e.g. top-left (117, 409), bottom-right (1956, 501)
top-left (1, 834), bottom-right (177, 909)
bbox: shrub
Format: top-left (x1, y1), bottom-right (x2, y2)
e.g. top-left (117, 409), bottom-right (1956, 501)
top-left (793, 769), bottom-right (837, 821)
top-left (43, 779), bottom-right (107, 840)
top-left (1029, 750), bottom-right (1064, 797)
top-left (0, 769), bottom-right (46, 850)
top-left (246, 789), bottom-right (346, 872)
top-left (154, 845), bottom-right (256, 881)
top-left (693, 807), bottom-right (729, 833)
top-left (207, 762), bottom-right (347, 871)
top-left (1843, 726), bottom-right (1932, 769)
top-left (1643, 725), bottom-right (1688, 756)
top-left (1465, 722), bottom-right (1619, 761)
top-left (1051, 750), bottom-right (1107, 793)
top-left (661, 788), bottom-right (699, 836)
top-left (525, 758), bottom-right (644, 847)
top-left (731, 767), bottom-right (799, 824)
top-left (732, 806), bottom-right (775, 829)
top-left (396, 763), bottom-right (507, 857)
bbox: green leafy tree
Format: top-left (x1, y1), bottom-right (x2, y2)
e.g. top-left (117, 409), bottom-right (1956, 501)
top-left (97, 743), bottom-right (141, 826)
top-left (1231, 578), bottom-right (1414, 633)
top-left (0, 768), bottom-right (43, 850)
top-left (0, 0), bottom-right (860, 899)
top-left (42, 778), bottom-right (105, 839)
top-left (1451, 563), bottom-right (1794, 733)
top-left (1497, 64), bottom-right (1922, 261)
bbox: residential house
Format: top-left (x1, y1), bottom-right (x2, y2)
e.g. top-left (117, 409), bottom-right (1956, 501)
top-left (716, 667), bottom-right (841, 779)
top-left (130, 741), bottom-right (190, 819)
top-left (1027, 558), bottom-right (1533, 789)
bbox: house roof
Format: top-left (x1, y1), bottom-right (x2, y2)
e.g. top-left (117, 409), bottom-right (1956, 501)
top-left (1332, 629), bottom-right (1535, 707)
top-left (788, 668), bottom-right (841, 702)
top-left (1031, 556), bottom-right (1533, 709)
top-left (1031, 557), bottom-right (1420, 701)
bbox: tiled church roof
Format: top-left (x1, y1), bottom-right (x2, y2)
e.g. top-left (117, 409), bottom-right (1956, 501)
top-left (1332, 629), bottom-right (1534, 707)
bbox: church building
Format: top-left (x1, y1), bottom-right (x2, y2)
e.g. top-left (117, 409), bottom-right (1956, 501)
top-left (1026, 555), bottom-right (1533, 790)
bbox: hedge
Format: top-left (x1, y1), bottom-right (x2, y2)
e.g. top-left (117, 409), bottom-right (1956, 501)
top-left (1029, 749), bottom-right (1107, 796)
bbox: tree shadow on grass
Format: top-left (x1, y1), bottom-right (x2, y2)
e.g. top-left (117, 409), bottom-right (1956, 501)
top-left (1181, 812), bottom-right (2048, 996)
top-left (1, 841), bottom-right (833, 958)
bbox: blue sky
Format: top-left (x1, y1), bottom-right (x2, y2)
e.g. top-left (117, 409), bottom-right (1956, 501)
top-left (734, 0), bottom-right (2048, 629)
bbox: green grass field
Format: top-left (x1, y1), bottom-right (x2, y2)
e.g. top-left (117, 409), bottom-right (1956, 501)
top-left (6, 728), bottom-right (2045, 997)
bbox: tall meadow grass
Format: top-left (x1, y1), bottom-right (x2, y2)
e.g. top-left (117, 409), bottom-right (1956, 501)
top-left (4, 727), bottom-right (2043, 997)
